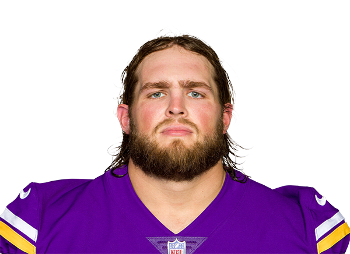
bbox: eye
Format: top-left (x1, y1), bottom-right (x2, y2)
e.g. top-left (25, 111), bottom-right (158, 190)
top-left (150, 92), bottom-right (165, 98)
top-left (188, 91), bottom-right (203, 98)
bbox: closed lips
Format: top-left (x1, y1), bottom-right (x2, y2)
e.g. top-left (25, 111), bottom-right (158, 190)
top-left (161, 126), bottom-right (193, 134)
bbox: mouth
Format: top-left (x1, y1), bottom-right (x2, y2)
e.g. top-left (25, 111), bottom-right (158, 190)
top-left (160, 125), bottom-right (193, 136)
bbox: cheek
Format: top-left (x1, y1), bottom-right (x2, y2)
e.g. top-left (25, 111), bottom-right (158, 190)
top-left (132, 103), bottom-right (162, 132)
top-left (191, 103), bottom-right (221, 133)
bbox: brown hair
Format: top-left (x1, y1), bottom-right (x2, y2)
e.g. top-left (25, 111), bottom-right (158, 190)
top-left (106, 35), bottom-right (247, 182)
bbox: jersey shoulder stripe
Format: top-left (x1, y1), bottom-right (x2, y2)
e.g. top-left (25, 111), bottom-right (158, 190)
top-left (0, 221), bottom-right (36, 254)
top-left (317, 222), bottom-right (350, 254)
top-left (0, 207), bottom-right (38, 242)
top-left (316, 211), bottom-right (345, 241)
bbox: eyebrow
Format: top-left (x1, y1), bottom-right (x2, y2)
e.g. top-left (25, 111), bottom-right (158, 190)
top-left (139, 80), bottom-right (213, 94)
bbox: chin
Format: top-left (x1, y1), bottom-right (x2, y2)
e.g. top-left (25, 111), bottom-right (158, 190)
top-left (159, 138), bottom-right (196, 149)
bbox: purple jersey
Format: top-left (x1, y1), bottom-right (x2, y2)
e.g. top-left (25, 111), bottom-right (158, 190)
top-left (0, 167), bottom-right (349, 253)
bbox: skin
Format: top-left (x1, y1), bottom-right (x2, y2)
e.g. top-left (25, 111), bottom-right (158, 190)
top-left (117, 46), bottom-right (233, 234)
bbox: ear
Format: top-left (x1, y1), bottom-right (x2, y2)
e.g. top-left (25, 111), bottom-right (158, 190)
top-left (222, 103), bottom-right (233, 134)
top-left (117, 104), bottom-right (130, 134)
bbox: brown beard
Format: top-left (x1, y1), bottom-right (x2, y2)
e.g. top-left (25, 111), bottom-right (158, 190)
top-left (129, 117), bottom-right (226, 182)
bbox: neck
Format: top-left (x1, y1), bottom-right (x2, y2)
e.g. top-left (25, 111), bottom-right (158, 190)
top-left (127, 159), bottom-right (226, 234)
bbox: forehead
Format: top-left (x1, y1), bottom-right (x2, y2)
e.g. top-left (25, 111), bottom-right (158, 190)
top-left (135, 46), bottom-right (217, 92)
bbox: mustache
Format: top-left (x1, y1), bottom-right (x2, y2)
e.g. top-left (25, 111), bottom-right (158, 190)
top-left (154, 118), bottom-right (199, 134)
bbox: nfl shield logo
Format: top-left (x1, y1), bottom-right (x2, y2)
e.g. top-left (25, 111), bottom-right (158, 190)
top-left (167, 238), bottom-right (186, 254)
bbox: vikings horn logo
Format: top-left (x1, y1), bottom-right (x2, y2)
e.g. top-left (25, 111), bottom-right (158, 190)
top-left (167, 238), bottom-right (186, 254)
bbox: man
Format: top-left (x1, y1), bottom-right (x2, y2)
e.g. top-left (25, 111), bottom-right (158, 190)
top-left (0, 35), bottom-right (349, 253)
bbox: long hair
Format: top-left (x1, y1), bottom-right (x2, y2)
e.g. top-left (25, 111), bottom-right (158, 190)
top-left (106, 35), bottom-right (247, 183)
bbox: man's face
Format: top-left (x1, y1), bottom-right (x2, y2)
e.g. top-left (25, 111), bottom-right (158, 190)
top-left (118, 45), bottom-right (232, 181)
top-left (131, 46), bottom-right (224, 147)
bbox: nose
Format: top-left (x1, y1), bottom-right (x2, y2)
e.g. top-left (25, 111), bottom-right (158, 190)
top-left (165, 93), bottom-right (188, 118)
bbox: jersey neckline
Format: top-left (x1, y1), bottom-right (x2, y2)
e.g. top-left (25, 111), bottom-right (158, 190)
top-left (104, 166), bottom-right (249, 237)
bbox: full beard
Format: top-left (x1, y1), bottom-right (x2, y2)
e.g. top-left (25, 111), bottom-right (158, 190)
top-left (129, 118), bottom-right (226, 182)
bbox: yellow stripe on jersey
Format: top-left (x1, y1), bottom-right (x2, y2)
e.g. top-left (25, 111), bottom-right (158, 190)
top-left (315, 212), bottom-right (345, 241)
top-left (317, 222), bottom-right (350, 254)
top-left (0, 221), bottom-right (36, 254)
top-left (0, 207), bottom-right (38, 242)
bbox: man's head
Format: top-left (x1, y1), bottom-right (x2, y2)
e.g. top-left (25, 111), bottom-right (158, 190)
top-left (107, 35), bottom-right (245, 182)
top-left (120, 35), bottom-right (233, 112)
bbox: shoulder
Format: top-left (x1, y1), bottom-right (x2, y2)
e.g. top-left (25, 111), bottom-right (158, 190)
top-left (252, 180), bottom-right (350, 253)
top-left (235, 177), bottom-right (349, 253)
top-left (0, 175), bottom-right (103, 253)
top-left (274, 185), bottom-right (346, 234)
top-left (232, 172), bottom-right (350, 253)
top-left (2, 178), bottom-right (94, 224)
top-left (274, 185), bottom-right (350, 252)
top-left (228, 174), bottom-right (312, 229)
top-left (239, 177), bottom-right (303, 209)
